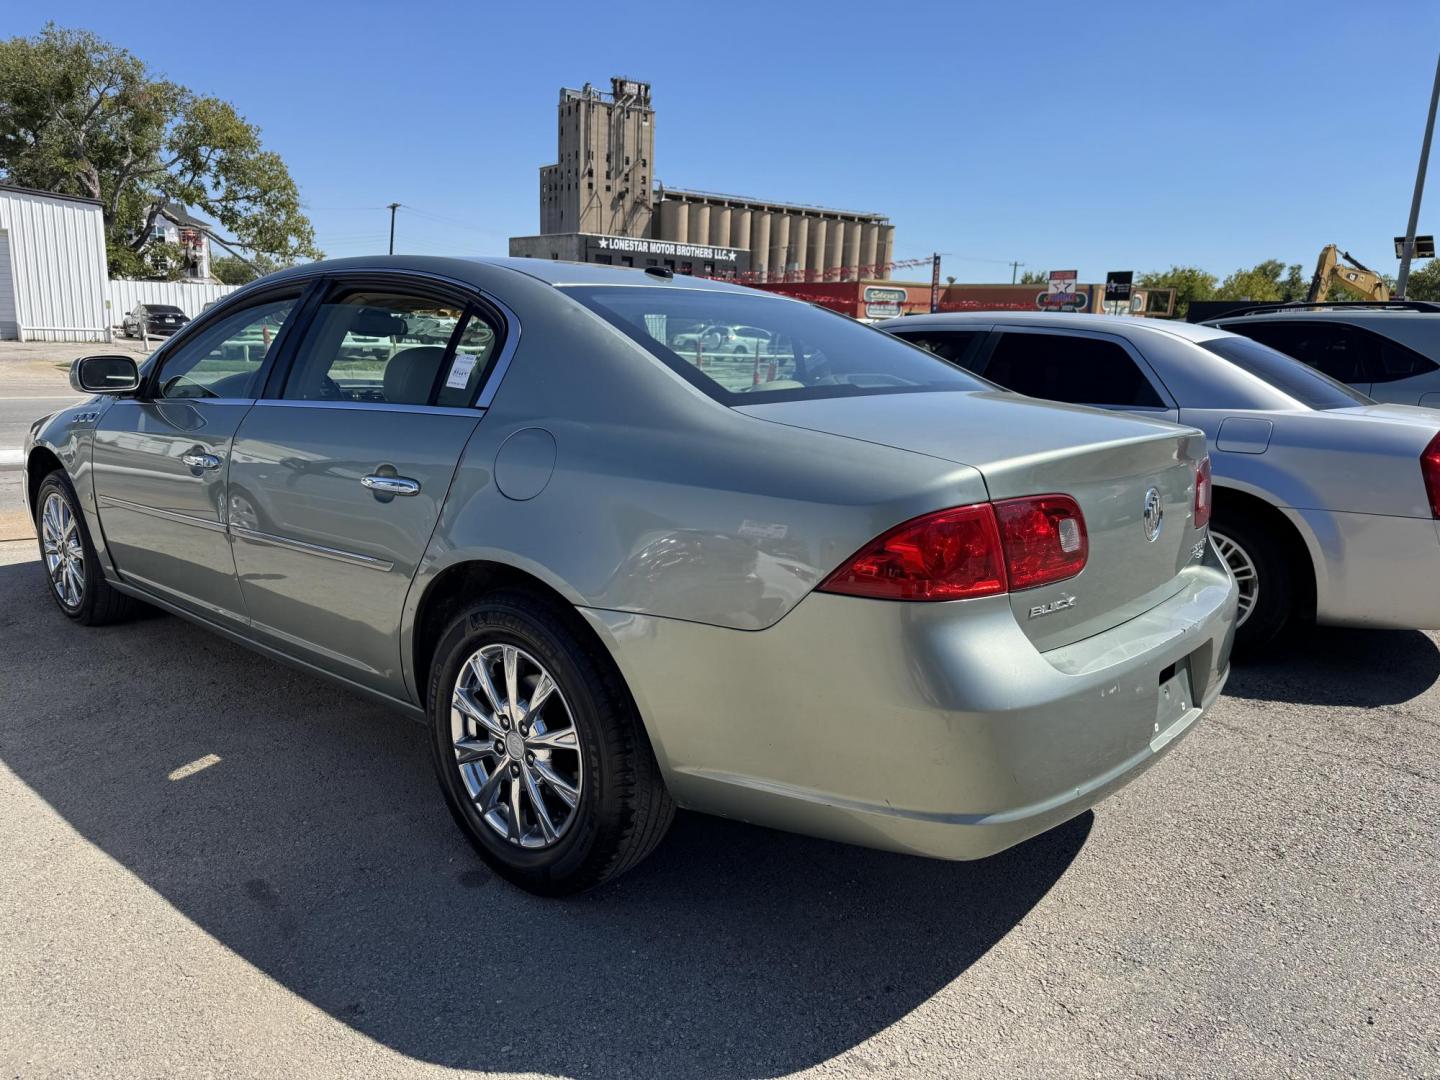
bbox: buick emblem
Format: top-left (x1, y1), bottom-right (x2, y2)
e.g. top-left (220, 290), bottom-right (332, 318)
top-left (1142, 487), bottom-right (1164, 542)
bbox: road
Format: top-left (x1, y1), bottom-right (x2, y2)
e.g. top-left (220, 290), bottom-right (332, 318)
top-left (1, 535), bottom-right (1436, 1078)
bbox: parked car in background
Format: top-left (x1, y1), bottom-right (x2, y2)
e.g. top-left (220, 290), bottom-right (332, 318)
top-left (122, 303), bottom-right (189, 338)
top-left (881, 311), bottom-right (1440, 651)
top-left (25, 257), bottom-right (1235, 895)
top-left (1206, 303), bottom-right (1440, 405)
top-left (669, 322), bottom-right (774, 356)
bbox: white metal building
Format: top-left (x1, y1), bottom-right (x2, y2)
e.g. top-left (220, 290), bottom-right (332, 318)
top-left (0, 183), bottom-right (110, 342)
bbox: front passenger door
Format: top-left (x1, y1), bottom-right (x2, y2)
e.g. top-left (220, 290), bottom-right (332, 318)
top-left (227, 280), bottom-right (504, 696)
top-left (91, 290), bottom-right (305, 622)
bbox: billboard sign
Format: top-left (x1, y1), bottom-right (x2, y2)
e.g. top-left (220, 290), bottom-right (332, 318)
top-left (1104, 271), bottom-right (1134, 302)
top-left (1039, 270), bottom-right (1085, 311)
top-left (863, 286), bottom-right (908, 319)
top-left (1394, 235), bottom-right (1436, 259)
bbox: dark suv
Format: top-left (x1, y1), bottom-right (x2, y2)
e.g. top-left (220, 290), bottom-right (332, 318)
top-left (1206, 306), bottom-right (1440, 405)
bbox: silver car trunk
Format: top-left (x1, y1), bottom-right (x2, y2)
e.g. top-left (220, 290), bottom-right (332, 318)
top-left (736, 390), bottom-right (1208, 651)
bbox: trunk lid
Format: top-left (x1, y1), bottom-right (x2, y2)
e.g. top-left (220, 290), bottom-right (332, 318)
top-left (737, 390), bottom-right (1209, 650)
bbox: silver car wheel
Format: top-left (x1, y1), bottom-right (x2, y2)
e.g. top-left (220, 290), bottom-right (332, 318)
top-left (1212, 530), bottom-right (1258, 627)
top-left (450, 643), bottom-right (583, 850)
top-left (41, 492), bottom-right (84, 609)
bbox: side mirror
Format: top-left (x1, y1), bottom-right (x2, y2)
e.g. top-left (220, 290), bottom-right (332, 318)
top-left (70, 355), bottom-right (141, 395)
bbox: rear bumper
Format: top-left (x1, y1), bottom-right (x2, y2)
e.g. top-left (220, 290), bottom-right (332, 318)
top-left (1290, 507), bottom-right (1440, 629)
top-left (584, 544), bottom-right (1238, 861)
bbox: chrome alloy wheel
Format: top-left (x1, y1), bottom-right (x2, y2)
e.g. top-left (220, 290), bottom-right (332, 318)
top-left (450, 643), bottom-right (583, 849)
top-left (1212, 531), bottom-right (1258, 627)
top-left (41, 492), bottom-right (85, 608)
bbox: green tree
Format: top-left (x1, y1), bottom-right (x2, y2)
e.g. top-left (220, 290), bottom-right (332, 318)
top-left (1402, 259), bottom-right (1440, 301)
top-left (1138, 265), bottom-right (1218, 319)
top-left (0, 24), bottom-right (319, 277)
top-left (1216, 259), bottom-right (1308, 303)
top-left (1017, 269), bottom-right (1048, 285)
top-left (210, 253), bottom-right (280, 286)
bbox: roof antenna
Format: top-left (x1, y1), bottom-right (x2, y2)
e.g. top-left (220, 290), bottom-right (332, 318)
top-left (644, 265), bottom-right (673, 280)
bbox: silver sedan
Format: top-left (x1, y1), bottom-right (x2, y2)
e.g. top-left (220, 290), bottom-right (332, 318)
top-left (882, 311), bottom-right (1440, 650)
top-left (25, 258), bottom-right (1235, 894)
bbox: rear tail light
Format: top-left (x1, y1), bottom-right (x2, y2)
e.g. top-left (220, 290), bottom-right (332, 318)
top-left (817, 504), bottom-right (1007, 600)
top-left (817, 495), bottom-right (1087, 602)
top-left (1422, 433), bottom-right (1440, 519)
top-left (1194, 457), bottom-right (1213, 529)
top-left (993, 494), bottom-right (1088, 590)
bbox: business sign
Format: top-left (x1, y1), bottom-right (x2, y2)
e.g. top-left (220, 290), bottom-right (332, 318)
top-left (1039, 269), bottom-right (1085, 311)
top-left (1394, 235), bottom-right (1436, 259)
top-left (590, 233), bottom-right (741, 264)
top-left (863, 286), bottom-right (907, 319)
top-left (1104, 271), bottom-right (1134, 302)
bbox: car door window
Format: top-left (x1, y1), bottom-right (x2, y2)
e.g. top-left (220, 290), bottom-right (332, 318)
top-left (153, 294), bottom-right (299, 400)
top-left (1233, 321), bottom-right (1377, 384)
top-left (891, 330), bottom-right (986, 371)
top-left (1372, 334), bottom-right (1438, 382)
top-left (282, 290), bottom-right (496, 406)
top-left (983, 332), bottom-right (1164, 407)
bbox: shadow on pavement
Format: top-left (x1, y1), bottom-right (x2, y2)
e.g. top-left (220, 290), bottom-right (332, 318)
top-left (0, 557), bottom-right (1088, 1078)
top-left (1225, 624), bottom-right (1440, 707)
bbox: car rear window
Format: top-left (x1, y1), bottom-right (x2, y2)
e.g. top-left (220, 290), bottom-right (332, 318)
top-left (149, 305), bottom-right (186, 316)
top-left (1200, 335), bottom-right (1373, 409)
top-left (563, 286), bottom-right (988, 403)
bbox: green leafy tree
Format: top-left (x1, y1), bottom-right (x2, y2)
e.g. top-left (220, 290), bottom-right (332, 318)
top-left (1216, 259), bottom-right (1308, 303)
top-left (1017, 269), bottom-right (1048, 285)
top-left (1401, 259), bottom-right (1440, 301)
top-left (1138, 266), bottom-right (1218, 319)
top-left (0, 24), bottom-right (319, 277)
top-left (107, 241), bottom-right (188, 281)
top-left (210, 253), bottom-right (280, 286)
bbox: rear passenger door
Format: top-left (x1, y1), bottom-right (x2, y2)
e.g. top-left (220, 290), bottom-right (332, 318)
top-left (226, 275), bottom-right (507, 696)
top-left (975, 327), bottom-right (1179, 422)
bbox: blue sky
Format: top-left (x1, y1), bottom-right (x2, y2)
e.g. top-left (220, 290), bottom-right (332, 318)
top-left (14, 2), bottom-right (1440, 282)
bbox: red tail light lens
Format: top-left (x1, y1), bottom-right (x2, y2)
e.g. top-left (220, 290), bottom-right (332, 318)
top-left (1422, 433), bottom-right (1440, 519)
top-left (817, 504), bottom-right (1008, 600)
top-left (993, 494), bottom-right (1088, 590)
top-left (1194, 457), bottom-right (1213, 529)
top-left (818, 496), bottom-right (1090, 601)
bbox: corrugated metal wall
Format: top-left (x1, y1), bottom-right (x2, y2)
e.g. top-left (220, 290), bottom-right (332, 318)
top-left (0, 187), bottom-right (109, 342)
top-left (108, 279), bottom-right (240, 322)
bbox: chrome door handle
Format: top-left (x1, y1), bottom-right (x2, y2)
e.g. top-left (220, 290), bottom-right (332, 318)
top-left (361, 474), bottom-right (421, 496)
top-left (182, 451), bottom-right (223, 470)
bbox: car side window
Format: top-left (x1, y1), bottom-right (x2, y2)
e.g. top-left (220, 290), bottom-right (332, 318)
top-left (1234, 321), bottom-right (1377, 384)
top-left (282, 290), bottom-right (499, 406)
top-left (153, 295), bottom-right (299, 400)
top-left (982, 332), bottom-right (1165, 407)
top-left (1368, 331), bottom-right (1437, 382)
top-left (892, 330), bottom-right (985, 371)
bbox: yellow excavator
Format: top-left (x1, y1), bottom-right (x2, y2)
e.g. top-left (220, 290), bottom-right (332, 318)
top-left (1307, 244), bottom-right (1392, 303)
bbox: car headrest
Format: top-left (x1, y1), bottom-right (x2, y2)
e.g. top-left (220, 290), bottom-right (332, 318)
top-left (382, 346), bottom-right (447, 404)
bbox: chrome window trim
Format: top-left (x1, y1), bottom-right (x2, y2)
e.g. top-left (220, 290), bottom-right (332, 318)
top-left (97, 495), bottom-right (226, 533)
top-left (107, 398), bottom-right (258, 407)
top-left (251, 400), bottom-right (484, 419)
top-left (229, 526), bottom-right (394, 572)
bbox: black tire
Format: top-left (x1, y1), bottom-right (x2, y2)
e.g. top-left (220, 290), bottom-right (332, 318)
top-left (1211, 512), bottom-right (1293, 655)
top-left (33, 470), bottom-right (140, 626)
top-left (427, 589), bottom-right (674, 896)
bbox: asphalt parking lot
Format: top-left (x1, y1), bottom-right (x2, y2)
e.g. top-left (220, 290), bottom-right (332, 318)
top-left (0, 530), bottom-right (1436, 1079)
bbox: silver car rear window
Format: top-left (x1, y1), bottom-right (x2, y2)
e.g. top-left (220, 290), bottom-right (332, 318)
top-left (564, 286), bottom-right (988, 404)
top-left (1200, 336), bottom-right (1373, 410)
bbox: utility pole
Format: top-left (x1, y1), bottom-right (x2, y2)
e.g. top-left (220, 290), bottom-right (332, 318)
top-left (1009, 260), bottom-right (1024, 284)
top-left (387, 202), bottom-right (401, 255)
top-left (1398, 53), bottom-right (1440, 298)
